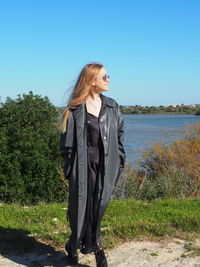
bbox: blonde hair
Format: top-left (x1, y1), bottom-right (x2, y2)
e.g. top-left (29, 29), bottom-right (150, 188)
top-left (62, 62), bottom-right (103, 132)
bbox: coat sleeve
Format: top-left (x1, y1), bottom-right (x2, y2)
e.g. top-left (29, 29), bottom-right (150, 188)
top-left (117, 104), bottom-right (126, 177)
top-left (60, 112), bottom-right (75, 179)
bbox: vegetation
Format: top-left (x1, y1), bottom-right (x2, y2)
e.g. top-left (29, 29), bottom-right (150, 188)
top-left (1, 92), bottom-right (200, 256)
top-left (0, 92), bottom-right (66, 204)
top-left (1, 199), bottom-right (200, 254)
top-left (1, 92), bottom-right (200, 204)
top-left (120, 104), bottom-right (200, 115)
top-left (195, 108), bottom-right (200, 116)
top-left (183, 242), bottom-right (200, 257)
top-left (114, 122), bottom-right (200, 200)
top-left (57, 104), bottom-right (200, 116)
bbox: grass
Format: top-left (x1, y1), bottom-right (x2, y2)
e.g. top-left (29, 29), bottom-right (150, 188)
top-left (0, 198), bottom-right (200, 254)
top-left (149, 252), bottom-right (159, 256)
top-left (182, 242), bottom-right (200, 257)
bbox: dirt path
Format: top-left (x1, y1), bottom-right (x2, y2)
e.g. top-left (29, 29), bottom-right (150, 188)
top-left (1, 238), bottom-right (200, 267)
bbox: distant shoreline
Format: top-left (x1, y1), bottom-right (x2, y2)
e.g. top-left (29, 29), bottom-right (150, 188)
top-left (57, 106), bottom-right (200, 116)
top-left (122, 112), bottom-right (200, 115)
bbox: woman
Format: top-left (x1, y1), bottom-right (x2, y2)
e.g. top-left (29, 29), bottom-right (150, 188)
top-left (60, 63), bottom-right (126, 267)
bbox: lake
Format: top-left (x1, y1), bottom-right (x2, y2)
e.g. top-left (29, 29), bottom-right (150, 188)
top-left (124, 114), bottom-right (200, 165)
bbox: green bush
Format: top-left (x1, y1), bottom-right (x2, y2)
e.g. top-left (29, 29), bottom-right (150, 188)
top-left (136, 168), bottom-right (199, 200)
top-left (0, 92), bottom-right (65, 204)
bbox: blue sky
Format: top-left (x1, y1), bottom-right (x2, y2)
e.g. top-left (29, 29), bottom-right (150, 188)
top-left (0, 0), bottom-right (200, 106)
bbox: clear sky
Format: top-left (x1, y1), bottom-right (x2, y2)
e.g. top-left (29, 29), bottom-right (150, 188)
top-left (0, 0), bottom-right (200, 107)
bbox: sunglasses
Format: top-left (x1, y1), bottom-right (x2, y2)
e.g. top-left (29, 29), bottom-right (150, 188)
top-left (101, 74), bottom-right (110, 81)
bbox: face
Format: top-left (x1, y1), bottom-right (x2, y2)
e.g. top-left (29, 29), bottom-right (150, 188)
top-left (92, 67), bottom-right (110, 92)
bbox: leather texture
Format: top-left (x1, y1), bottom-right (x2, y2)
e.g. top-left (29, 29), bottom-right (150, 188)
top-left (60, 94), bottom-right (126, 254)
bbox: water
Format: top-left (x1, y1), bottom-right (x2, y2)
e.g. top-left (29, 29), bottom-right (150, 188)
top-left (124, 114), bottom-right (200, 165)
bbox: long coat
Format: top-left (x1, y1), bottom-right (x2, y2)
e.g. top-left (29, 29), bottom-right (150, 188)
top-left (60, 94), bottom-right (126, 252)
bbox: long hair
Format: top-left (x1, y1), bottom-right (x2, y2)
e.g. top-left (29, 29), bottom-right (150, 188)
top-left (62, 62), bottom-right (103, 132)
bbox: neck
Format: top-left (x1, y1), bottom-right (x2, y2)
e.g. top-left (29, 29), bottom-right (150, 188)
top-left (87, 92), bottom-right (101, 101)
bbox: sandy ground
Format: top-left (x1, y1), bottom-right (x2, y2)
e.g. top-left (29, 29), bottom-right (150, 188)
top-left (1, 238), bottom-right (200, 267)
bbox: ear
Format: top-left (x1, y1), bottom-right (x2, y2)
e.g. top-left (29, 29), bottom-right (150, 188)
top-left (92, 81), bottom-right (96, 86)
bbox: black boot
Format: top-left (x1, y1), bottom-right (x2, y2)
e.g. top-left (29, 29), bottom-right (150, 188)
top-left (65, 241), bottom-right (79, 265)
top-left (94, 248), bottom-right (108, 267)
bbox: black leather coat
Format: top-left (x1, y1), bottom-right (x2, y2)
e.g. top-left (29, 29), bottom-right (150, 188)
top-left (60, 94), bottom-right (126, 251)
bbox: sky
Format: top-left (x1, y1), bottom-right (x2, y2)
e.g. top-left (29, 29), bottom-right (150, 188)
top-left (0, 0), bottom-right (200, 107)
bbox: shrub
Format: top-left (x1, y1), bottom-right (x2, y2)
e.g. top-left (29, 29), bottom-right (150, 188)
top-left (0, 92), bottom-right (65, 204)
top-left (113, 164), bottom-right (139, 199)
top-left (139, 122), bottom-right (200, 199)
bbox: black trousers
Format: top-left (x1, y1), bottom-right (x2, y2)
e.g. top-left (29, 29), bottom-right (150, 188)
top-left (80, 158), bottom-right (102, 254)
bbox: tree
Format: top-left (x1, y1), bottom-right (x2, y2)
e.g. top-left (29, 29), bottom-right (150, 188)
top-left (0, 91), bottom-right (65, 204)
top-left (195, 109), bottom-right (200, 116)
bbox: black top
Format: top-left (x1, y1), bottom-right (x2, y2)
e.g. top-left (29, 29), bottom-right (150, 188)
top-left (86, 95), bottom-right (105, 164)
